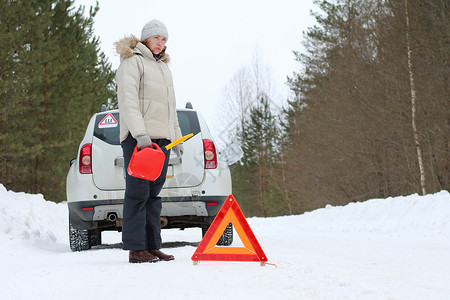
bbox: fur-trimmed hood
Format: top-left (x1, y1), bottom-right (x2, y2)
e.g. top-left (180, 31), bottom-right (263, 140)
top-left (115, 35), bottom-right (170, 63)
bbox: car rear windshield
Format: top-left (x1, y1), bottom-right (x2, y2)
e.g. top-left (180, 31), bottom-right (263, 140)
top-left (93, 110), bottom-right (201, 145)
top-left (177, 110), bottom-right (201, 137)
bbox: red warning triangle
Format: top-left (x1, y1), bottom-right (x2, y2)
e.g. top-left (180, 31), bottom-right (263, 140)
top-left (192, 194), bottom-right (268, 263)
top-left (98, 113), bottom-right (118, 128)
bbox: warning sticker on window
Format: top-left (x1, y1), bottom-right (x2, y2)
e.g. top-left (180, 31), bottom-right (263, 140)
top-left (98, 113), bottom-right (118, 128)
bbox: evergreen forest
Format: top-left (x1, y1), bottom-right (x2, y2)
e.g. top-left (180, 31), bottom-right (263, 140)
top-left (0, 0), bottom-right (116, 202)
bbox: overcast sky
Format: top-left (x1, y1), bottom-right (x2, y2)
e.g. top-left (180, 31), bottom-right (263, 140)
top-left (73, 0), bottom-right (317, 139)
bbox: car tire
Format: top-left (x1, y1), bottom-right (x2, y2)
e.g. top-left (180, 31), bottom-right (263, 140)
top-left (69, 221), bottom-right (91, 251)
top-left (89, 230), bottom-right (102, 247)
top-left (202, 222), bottom-right (233, 246)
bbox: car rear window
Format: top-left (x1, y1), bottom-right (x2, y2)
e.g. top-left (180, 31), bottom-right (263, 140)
top-left (177, 110), bottom-right (201, 136)
top-left (93, 110), bottom-right (200, 145)
top-left (94, 112), bottom-right (120, 145)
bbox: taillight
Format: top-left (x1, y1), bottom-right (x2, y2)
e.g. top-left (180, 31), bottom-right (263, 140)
top-left (203, 139), bottom-right (217, 169)
top-left (79, 143), bottom-right (92, 174)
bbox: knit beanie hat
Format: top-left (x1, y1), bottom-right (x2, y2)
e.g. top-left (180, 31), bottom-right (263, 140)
top-left (140, 19), bottom-right (169, 41)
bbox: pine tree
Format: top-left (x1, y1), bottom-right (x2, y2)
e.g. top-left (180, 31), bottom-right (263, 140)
top-left (237, 95), bottom-right (282, 216)
top-left (0, 0), bottom-right (116, 201)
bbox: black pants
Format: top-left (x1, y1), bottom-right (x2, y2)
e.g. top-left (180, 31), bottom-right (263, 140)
top-left (121, 134), bottom-right (171, 250)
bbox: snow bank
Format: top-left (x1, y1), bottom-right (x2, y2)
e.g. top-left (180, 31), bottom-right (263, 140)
top-left (251, 190), bottom-right (450, 239)
top-left (0, 183), bottom-right (448, 249)
top-left (0, 184), bottom-right (68, 249)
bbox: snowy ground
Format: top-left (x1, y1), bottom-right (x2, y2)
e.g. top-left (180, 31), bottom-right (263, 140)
top-left (0, 184), bottom-right (449, 300)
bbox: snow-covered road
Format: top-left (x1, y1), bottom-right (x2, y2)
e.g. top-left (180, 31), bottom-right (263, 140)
top-left (1, 184), bottom-right (449, 300)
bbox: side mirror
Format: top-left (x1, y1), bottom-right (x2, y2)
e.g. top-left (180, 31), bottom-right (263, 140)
top-left (221, 143), bottom-right (243, 166)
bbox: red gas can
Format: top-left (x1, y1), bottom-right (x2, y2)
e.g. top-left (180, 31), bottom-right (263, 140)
top-left (127, 143), bottom-right (166, 181)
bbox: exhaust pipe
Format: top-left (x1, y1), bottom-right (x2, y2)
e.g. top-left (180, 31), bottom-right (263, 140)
top-left (160, 217), bottom-right (168, 228)
top-left (107, 212), bottom-right (117, 222)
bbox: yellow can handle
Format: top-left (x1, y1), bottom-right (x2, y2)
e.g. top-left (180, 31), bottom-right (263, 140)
top-left (165, 133), bottom-right (194, 150)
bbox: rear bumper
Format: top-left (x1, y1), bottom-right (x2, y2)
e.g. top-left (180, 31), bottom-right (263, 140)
top-left (68, 195), bottom-right (228, 230)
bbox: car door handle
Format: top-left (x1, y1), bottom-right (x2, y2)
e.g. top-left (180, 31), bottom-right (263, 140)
top-left (114, 156), bottom-right (124, 167)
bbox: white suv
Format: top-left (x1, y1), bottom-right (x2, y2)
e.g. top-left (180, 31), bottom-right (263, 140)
top-left (66, 103), bottom-right (238, 251)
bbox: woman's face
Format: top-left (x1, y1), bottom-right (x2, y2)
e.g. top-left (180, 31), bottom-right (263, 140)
top-left (145, 35), bottom-right (167, 55)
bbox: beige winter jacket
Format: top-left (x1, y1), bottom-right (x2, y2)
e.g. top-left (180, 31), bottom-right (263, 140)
top-left (115, 36), bottom-right (182, 143)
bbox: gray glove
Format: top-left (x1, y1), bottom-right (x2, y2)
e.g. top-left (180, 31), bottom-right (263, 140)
top-left (136, 135), bottom-right (152, 150)
top-left (173, 144), bottom-right (184, 157)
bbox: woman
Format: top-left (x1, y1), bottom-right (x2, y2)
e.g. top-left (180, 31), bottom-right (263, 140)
top-left (115, 19), bottom-right (183, 263)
